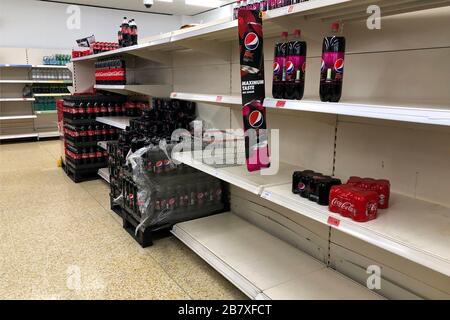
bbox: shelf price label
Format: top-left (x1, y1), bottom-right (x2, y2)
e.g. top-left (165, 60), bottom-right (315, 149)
top-left (276, 100), bottom-right (286, 108)
top-left (171, 93), bottom-right (177, 98)
top-left (216, 96), bottom-right (223, 102)
top-left (262, 191), bottom-right (272, 199)
top-left (327, 216), bottom-right (341, 227)
top-left (288, 5), bottom-right (294, 13)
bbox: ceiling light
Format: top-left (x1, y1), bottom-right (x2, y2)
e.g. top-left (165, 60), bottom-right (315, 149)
top-left (185, 0), bottom-right (223, 8)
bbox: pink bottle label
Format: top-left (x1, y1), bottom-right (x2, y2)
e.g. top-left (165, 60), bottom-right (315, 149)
top-left (286, 56), bottom-right (306, 82)
top-left (321, 52), bottom-right (345, 82)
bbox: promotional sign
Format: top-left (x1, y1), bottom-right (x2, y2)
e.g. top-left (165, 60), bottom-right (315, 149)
top-left (238, 9), bottom-right (270, 172)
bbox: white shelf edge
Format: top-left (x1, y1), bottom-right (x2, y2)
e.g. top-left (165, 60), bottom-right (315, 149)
top-left (0, 64), bottom-right (68, 69)
top-left (94, 84), bottom-right (172, 97)
top-left (38, 131), bottom-right (60, 138)
top-left (172, 212), bottom-right (382, 300)
top-left (96, 116), bottom-right (133, 130)
top-left (170, 92), bottom-right (242, 105)
top-left (261, 185), bottom-right (450, 277)
top-left (0, 98), bottom-right (35, 102)
top-left (0, 133), bottom-right (38, 140)
top-left (35, 110), bottom-right (57, 115)
top-left (0, 80), bottom-right (72, 84)
top-left (264, 98), bottom-right (450, 127)
top-left (98, 168), bottom-right (110, 184)
top-left (34, 93), bottom-right (71, 97)
top-left (0, 115), bottom-right (37, 120)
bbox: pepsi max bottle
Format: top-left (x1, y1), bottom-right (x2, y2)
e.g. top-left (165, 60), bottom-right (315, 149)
top-left (320, 22), bottom-right (346, 103)
top-left (285, 29), bottom-right (307, 100)
top-left (272, 32), bottom-right (288, 99)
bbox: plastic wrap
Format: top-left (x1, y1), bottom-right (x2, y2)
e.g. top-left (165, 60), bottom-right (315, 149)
top-left (115, 141), bottom-right (227, 235)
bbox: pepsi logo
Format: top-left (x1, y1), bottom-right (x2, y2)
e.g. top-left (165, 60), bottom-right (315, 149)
top-left (248, 110), bottom-right (264, 128)
top-left (244, 32), bottom-right (259, 51)
top-left (156, 161), bottom-right (163, 167)
top-left (286, 61), bottom-right (295, 75)
top-left (298, 183), bottom-right (306, 190)
top-left (334, 58), bottom-right (344, 73)
top-left (273, 62), bottom-right (280, 75)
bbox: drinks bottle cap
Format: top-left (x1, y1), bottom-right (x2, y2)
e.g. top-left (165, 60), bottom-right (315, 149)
top-left (293, 29), bottom-right (301, 37)
top-left (281, 31), bottom-right (288, 38)
top-left (331, 22), bottom-right (340, 32)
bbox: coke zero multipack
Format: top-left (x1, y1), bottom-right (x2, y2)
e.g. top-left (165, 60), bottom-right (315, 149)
top-left (292, 170), bottom-right (341, 206)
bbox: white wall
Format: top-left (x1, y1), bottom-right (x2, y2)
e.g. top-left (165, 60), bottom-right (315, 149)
top-left (184, 5), bottom-right (233, 25)
top-left (0, 0), bottom-right (182, 49)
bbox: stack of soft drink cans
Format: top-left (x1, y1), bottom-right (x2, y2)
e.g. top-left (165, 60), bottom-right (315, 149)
top-left (293, 171), bottom-right (391, 223)
top-left (95, 57), bottom-right (126, 85)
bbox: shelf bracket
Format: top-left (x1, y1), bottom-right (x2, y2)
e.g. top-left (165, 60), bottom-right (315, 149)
top-left (178, 40), bottom-right (231, 62)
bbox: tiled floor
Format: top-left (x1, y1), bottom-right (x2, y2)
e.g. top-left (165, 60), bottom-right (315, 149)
top-left (0, 140), bottom-right (246, 300)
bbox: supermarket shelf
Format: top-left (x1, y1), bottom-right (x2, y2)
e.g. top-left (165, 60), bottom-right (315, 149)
top-left (96, 116), bottom-right (134, 130)
top-left (264, 98), bottom-right (450, 127)
top-left (261, 184), bottom-right (450, 277)
top-left (38, 131), bottom-right (60, 139)
top-left (0, 98), bottom-right (35, 102)
top-left (35, 110), bottom-right (57, 114)
top-left (70, 0), bottom-right (450, 64)
top-left (172, 212), bottom-right (382, 300)
top-left (33, 93), bottom-right (71, 97)
top-left (0, 133), bottom-right (38, 141)
top-left (170, 92), bottom-right (242, 105)
top-left (172, 152), bottom-right (299, 195)
top-left (98, 168), bottom-right (110, 184)
top-left (0, 115), bottom-right (37, 121)
top-left (94, 84), bottom-right (171, 97)
top-left (0, 64), bottom-right (68, 69)
top-left (0, 80), bottom-right (72, 84)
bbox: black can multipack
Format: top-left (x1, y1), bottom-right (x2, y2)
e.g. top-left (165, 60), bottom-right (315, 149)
top-left (292, 170), bottom-right (341, 206)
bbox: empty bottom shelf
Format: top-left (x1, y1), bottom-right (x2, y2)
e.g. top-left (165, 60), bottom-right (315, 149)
top-left (172, 212), bottom-right (383, 300)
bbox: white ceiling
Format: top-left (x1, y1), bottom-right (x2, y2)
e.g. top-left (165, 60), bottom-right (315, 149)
top-left (44, 0), bottom-right (234, 15)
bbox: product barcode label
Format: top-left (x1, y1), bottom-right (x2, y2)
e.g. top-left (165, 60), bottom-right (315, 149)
top-left (327, 216), bottom-right (341, 227)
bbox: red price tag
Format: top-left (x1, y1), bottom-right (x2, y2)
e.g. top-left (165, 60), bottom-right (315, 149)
top-left (216, 96), bottom-right (223, 102)
top-left (327, 216), bottom-right (341, 227)
top-left (288, 5), bottom-right (294, 13)
top-left (276, 100), bottom-right (286, 108)
top-left (172, 93), bottom-right (177, 98)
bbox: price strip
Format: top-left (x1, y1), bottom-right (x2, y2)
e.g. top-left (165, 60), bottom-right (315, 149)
top-left (276, 100), bottom-right (286, 108)
top-left (216, 95), bottom-right (223, 102)
top-left (327, 216), bottom-right (341, 227)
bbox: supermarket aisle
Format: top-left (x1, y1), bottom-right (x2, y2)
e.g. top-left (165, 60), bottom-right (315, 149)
top-left (0, 140), bottom-right (246, 300)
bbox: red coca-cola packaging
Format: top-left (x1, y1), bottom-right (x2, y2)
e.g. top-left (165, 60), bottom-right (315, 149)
top-left (347, 176), bottom-right (390, 209)
top-left (329, 185), bottom-right (379, 223)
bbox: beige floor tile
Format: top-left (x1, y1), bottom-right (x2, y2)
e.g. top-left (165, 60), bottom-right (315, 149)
top-left (0, 140), bottom-right (244, 300)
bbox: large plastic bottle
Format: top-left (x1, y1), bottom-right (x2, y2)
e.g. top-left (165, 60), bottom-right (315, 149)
top-left (285, 29), bottom-right (307, 100)
top-left (319, 22), bottom-right (346, 103)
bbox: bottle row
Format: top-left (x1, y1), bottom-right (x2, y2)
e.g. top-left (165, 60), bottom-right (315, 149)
top-left (64, 124), bottom-right (120, 144)
top-left (233, 0), bottom-right (309, 19)
top-left (31, 69), bottom-right (72, 81)
top-left (65, 145), bottom-right (109, 166)
top-left (33, 97), bottom-right (56, 112)
top-left (272, 23), bottom-right (345, 102)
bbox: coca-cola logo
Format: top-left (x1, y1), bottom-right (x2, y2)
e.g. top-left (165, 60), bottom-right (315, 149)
top-left (197, 192), bottom-right (204, 200)
top-left (366, 202), bottom-right (378, 216)
top-left (331, 198), bottom-right (356, 215)
top-left (169, 198), bottom-right (176, 206)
